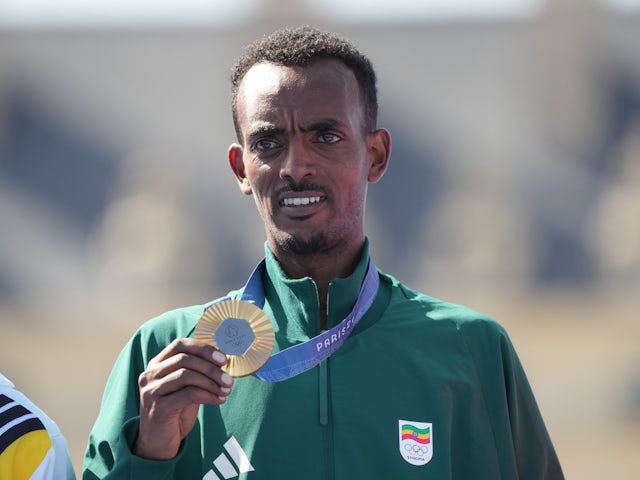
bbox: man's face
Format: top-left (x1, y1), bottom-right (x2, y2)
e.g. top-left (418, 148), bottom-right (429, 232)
top-left (229, 59), bottom-right (389, 257)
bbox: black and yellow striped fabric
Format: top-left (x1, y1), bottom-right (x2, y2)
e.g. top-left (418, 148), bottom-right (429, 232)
top-left (0, 393), bottom-right (52, 479)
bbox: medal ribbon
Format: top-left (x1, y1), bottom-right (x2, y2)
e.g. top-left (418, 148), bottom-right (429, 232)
top-left (216, 257), bottom-right (379, 382)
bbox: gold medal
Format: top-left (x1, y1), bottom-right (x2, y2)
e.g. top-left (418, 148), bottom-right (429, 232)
top-left (195, 299), bottom-right (274, 377)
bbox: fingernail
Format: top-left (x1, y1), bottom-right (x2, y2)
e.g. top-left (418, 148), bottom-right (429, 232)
top-left (221, 373), bottom-right (233, 387)
top-left (220, 387), bottom-right (231, 395)
top-left (212, 351), bottom-right (227, 364)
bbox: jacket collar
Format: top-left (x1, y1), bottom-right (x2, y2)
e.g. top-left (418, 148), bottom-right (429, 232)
top-left (261, 239), bottom-right (371, 343)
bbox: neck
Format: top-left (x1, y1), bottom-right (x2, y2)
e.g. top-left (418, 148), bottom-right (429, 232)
top-left (271, 239), bottom-right (366, 327)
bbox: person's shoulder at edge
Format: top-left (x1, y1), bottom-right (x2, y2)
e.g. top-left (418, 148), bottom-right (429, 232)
top-left (0, 373), bottom-right (77, 480)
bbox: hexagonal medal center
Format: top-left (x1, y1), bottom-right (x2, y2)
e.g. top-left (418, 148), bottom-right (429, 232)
top-left (215, 317), bottom-right (256, 356)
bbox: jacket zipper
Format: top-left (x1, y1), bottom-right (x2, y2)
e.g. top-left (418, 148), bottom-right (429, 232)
top-left (319, 359), bottom-right (335, 479)
top-left (319, 360), bottom-right (329, 426)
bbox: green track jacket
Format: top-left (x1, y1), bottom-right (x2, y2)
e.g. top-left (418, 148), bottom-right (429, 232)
top-left (83, 242), bottom-right (563, 479)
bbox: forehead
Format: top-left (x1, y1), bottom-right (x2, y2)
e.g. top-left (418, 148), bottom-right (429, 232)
top-left (235, 59), bottom-right (363, 127)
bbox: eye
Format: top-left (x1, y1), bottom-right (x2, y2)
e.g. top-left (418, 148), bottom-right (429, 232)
top-left (250, 138), bottom-right (281, 153)
top-left (314, 132), bottom-right (342, 144)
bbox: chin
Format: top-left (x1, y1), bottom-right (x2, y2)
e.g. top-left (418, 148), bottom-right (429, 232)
top-left (278, 232), bottom-right (331, 256)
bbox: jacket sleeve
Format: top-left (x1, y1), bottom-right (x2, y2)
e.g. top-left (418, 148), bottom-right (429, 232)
top-left (460, 320), bottom-right (565, 480)
top-left (81, 327), bottom-right (183, 480)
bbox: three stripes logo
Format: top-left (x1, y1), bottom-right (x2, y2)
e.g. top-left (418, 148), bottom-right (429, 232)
top-left (203, 436), bottom-right (254, 479)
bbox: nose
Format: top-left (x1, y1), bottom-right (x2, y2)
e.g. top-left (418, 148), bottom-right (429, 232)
top-left (279, 140), bottom-right (316, 183)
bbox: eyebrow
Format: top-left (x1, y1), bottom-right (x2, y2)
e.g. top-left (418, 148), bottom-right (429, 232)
top-left (246, 118), bottom-right (344, 143)
top-left (246, 124), bottom-right (284, 143)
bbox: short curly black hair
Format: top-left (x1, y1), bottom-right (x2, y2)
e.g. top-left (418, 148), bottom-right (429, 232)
top-left (230, 26), bottom-right (378, 142)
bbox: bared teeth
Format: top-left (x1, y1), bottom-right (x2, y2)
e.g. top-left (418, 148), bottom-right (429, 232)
top-left (283, 196), bottom-right (321, 206)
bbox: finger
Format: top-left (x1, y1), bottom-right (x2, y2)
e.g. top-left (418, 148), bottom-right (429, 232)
top-left (140, 369), bottom-right (232, 407)
top-left (145, 347), bottom-right (233, 387)
top-left (149, 338), bottom-right (227, 367)
top-left (141, 359), bottom-right (233, 397)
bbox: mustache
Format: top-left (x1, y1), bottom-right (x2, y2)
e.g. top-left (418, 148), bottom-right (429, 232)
top-left (275, 180), bottom-right (329, 197)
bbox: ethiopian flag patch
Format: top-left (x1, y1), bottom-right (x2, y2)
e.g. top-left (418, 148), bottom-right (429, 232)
top-left (398, 420), bottom-right (433, 465)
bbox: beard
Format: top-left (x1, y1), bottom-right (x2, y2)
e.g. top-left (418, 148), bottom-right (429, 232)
top-left (277, 231), bottom-right (331, 256)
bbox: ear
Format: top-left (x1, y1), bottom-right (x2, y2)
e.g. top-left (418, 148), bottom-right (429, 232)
top-left (367, 128), bottom-right (391, 183)
top-left (228, 143), bottom-right (252, 195)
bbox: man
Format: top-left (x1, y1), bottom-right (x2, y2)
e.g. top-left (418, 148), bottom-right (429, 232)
top-left (83, 26), bottom-right (563, 479)
top-left (0, 372), bottom-right (76, 479)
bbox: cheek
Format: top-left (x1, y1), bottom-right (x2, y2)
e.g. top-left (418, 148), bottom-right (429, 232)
top-left (344, 169), bottom-right (369, 200)
top-left (250, 185), bottom-right (268, 208)
top-left (250, 193), bottom-right (273, 226)
top-left (339, 180), bottom-right (367, 216)
top-left (248, 175), bottom-right (274, 212)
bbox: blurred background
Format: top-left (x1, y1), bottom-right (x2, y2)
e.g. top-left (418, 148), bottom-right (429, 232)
top-left (1, 0), bottom-right (639, 477)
